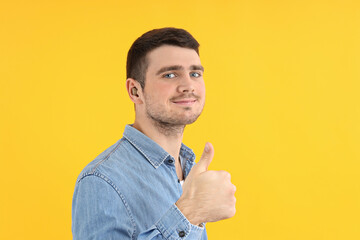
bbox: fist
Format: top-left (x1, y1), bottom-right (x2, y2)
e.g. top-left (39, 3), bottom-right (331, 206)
top-left (176, 143), bottom-right (236, 225)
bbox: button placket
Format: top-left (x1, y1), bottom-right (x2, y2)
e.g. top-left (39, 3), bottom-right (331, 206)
top-left (165, 157), bottom-right (182, 190)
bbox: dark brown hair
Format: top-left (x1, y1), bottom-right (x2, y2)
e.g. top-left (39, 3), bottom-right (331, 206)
top-left (126, 27), bottom-right (200, 89)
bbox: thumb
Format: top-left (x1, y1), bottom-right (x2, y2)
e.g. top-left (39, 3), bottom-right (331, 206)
top-left (194, 142), bottom-right (214, 173)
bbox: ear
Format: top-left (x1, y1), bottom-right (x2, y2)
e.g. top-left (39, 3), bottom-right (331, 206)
top-left (126, 78), bottom-right (143, 104)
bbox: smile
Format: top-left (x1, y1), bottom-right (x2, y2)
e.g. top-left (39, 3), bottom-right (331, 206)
top-left (172, 99), bottom-right (197, 106)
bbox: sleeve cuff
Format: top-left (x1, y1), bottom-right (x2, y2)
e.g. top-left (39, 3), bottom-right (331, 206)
top-left (155, 204), bottom-right (205, 239)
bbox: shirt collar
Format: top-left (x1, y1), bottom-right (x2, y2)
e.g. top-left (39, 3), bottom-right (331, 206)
top-left (123, 125), bottom-right (196, 169)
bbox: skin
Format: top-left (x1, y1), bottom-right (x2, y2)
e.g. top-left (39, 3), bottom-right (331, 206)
top-left (126, 44), bottom-right (236, 225)
top-left (126, 45), bottom-right (205, 167)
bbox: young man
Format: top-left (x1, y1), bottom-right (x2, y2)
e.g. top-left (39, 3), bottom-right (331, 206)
top-left (72, 28), bottom-right (236, 239)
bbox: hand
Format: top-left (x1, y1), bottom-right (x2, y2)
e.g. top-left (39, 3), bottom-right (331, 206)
top-left (175, 142), bottom-right (236, 226)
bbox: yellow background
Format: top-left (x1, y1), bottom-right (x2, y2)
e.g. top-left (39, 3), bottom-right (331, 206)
top-left (1, 0), bottom-right (359, 239)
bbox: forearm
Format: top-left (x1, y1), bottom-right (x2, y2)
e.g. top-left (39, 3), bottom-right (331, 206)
top-left (72, 175), bottom-right (206, 240)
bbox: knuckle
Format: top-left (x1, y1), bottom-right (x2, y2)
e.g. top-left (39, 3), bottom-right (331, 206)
top-left (219, 170), bottom-right (231, 179)
top-left (206, 170), bottom-right (216, 178)
top-left (201, 155), bottom-right (209, 161)
top-left (231, 207), bottom-right (236, 217)
top-left (227, 184), bottom-right (236, 195)
top-left (226, 207), bottom-right (236, 218)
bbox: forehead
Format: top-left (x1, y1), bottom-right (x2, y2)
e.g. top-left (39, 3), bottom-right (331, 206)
top-left (146, 45), bottom-right (201, 73)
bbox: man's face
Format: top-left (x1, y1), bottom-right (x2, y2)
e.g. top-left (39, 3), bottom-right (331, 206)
top-left (141, 45), bottom-right (205, 127)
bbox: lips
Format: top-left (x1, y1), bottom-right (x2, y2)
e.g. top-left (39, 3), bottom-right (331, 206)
top-left (172, 98), bottom-right (197, 106)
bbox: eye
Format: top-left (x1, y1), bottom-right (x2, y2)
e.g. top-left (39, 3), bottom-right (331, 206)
top-left (190, 72), bottom-right (202, 78)
top-left (163, 73), bottom-right (176, 78)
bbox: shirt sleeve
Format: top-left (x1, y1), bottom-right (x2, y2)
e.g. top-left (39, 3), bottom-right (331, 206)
top-left (72, 174), bottom-right (206, 240)
top-left (139, 204), bottom-right (205, 239)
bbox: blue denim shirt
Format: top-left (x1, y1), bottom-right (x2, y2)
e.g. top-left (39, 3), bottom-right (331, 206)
top-left (72, 125), bottom-right (207, 239)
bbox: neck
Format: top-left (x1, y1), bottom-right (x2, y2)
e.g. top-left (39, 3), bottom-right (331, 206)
top-left (132, 118), bottom-right (184, 160)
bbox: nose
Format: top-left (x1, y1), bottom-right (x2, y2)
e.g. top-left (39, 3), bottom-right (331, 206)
top-left (177, 74), bottom-right (195, 93)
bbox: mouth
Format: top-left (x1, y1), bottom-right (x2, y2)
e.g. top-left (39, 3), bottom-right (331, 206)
top-left (171, 99), bottom-right (197, 106)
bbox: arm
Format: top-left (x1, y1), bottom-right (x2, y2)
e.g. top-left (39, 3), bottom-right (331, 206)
top-left (72, 174), bottom-right (205, 240)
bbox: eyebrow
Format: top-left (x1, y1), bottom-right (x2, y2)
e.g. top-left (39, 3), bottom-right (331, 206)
top-left (156, 65), bottom-right (204, 75)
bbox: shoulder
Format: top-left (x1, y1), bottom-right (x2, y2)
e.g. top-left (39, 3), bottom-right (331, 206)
top-left (76, 138), bottom-right (135, 184)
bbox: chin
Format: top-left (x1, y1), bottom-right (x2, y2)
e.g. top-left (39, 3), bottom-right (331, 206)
top-left (180, 114), bottom-right (202, 125)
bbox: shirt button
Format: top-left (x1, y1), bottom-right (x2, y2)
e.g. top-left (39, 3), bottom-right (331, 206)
top-left (178, 231), bottom-right (186, 237)
top-left (167, 159), bottom-right (174, 164)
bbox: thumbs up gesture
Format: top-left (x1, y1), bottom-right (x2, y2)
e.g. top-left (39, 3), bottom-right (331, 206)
top-left (175, 142), bottom-right (236, 226)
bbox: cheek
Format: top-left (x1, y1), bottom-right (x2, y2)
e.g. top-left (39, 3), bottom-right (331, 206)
top-left (197, 81), bottom-right (206, 96)
top-left (154, 82), bottom-right (174, 99)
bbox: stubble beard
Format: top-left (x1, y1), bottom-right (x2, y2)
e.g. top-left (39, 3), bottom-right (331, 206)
top-left (145, 96), bottom-right (204, 137)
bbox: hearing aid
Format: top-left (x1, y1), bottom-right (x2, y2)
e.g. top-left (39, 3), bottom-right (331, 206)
top-left (131, 87), bottom-right (138, 96)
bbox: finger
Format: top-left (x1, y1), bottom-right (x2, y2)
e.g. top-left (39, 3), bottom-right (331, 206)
top-left (196, 142), bottom-right (214, 172)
